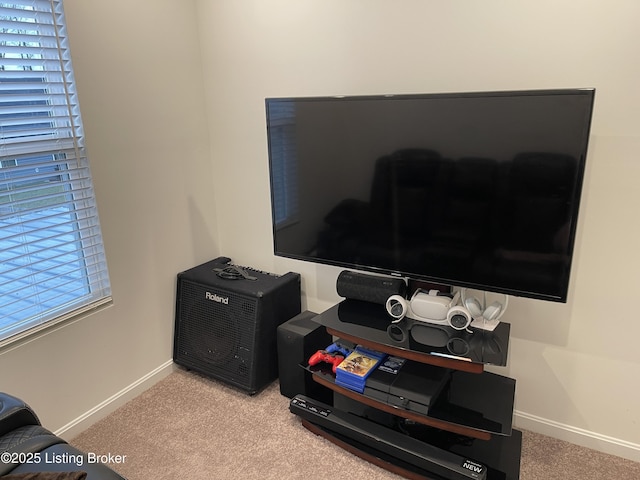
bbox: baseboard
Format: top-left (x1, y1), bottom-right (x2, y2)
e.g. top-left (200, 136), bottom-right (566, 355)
top-left (55, 359), bottom-right (176, 441)
top-left (514, 409), bottom-right (640, 463)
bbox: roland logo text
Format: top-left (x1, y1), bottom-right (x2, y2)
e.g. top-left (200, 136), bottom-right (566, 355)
top-left (205, 292), bottom-right (229, 304)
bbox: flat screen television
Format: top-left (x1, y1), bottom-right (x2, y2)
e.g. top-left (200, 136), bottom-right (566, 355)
top-left (265, 89), bottom-right (595, 303)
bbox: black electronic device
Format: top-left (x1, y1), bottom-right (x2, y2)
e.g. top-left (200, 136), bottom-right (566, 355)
top-left (276, 310), bottom-right (332, 403)
top-left (336, 270), bottom-right (407, 304)
top-left (266, 89), bottom-right (595, 303)
top-left (364, 358), bottom-right (452, 415)
top-left (290, 395), bottom-right (488, 480)
top-left (173, 256), bottom-right (301, 394)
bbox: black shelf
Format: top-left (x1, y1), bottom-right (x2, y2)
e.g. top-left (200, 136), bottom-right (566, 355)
top-left (318, 300), bottom-right (510, 372)
top-left (307, 362), bottom-right (515, 439)
top-left (293, 300), bottom-right (521, 480)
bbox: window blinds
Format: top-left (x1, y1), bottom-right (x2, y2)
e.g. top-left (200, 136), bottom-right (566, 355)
top-left (0, 0), bottom-right (111, 344)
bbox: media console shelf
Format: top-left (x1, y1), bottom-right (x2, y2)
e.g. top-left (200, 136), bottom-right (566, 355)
top-left (291, 300), bottom-right (522, 480)
top-left (321, 300), bottom-right (511, 373)
top-left (307, 365), bottom-right (515, 440)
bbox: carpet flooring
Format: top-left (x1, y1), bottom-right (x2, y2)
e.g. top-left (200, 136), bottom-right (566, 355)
top-left (71, 369), bottom-right (640, 479)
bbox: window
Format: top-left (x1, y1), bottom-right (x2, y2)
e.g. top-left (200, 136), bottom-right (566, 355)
top-left (0, 0), bottom-right (111, 345)
top-left (267, 101), bottom-right (299, 228)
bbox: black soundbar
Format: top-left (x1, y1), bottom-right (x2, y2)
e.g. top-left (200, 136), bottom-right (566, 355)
top-left (290, 395), bottom-right (487, 480)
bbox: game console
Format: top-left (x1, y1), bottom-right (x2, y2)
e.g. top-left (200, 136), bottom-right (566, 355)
top-left (386, 289), bottom-right (472, 330)
top-left (363, 357), bottom-right (451, 415)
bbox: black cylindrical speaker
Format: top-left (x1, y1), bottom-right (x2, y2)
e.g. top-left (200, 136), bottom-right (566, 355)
top-left (174, 257), bottom-right (301, 395)
top-left (336, 270), bottom-right (406, 305)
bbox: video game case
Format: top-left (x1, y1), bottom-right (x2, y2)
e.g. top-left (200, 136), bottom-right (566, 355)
top-left (335, 346), bottom-right (387, 394)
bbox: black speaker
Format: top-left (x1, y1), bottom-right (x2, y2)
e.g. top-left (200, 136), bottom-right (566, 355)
top-left (174, 257), bottom-right (301, 394)
top-left (336, 270), bottom-right (406, 304)
top-left (277, 311), bottom-right (332, 404)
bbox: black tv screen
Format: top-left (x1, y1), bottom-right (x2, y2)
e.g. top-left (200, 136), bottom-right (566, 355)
top-left (265, 89), bottom-right (595, 302)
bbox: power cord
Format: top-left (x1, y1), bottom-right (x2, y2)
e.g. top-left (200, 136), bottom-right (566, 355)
top-left (214, 265), bottom-right (258, 281)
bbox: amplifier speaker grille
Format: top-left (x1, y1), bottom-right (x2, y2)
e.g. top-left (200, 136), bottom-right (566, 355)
top-left (176, 280), bottom-right (253, 381)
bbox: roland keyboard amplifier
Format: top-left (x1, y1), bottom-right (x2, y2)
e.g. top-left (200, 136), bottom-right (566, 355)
top-left (173, 257), bottom-right (301, 394)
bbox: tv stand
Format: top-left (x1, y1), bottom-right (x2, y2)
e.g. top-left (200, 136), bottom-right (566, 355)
top-left (290, 300), bottom-right (521, 480)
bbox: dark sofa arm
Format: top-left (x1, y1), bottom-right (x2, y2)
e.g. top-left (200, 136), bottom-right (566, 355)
top-left (0, 393), bottom-right (65, 476)
top-left (0, 393), bottom-right (41, 437)
top-left (0, 393), bottom-right (126, 479)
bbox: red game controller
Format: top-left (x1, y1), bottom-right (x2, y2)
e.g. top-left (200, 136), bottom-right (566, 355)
top-left (308, 350), bottom-right (345, 373)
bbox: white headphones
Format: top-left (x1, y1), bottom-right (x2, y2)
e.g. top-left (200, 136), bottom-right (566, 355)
top-left (460, 288), bottom-right (508, 331)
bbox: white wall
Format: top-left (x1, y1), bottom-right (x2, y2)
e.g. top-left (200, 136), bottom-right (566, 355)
top-left (196, 0), bottom-right (640, 460)
top-left (0, 0), bottom-right (217, 436)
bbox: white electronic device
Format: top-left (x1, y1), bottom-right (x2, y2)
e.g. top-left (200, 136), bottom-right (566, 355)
top-left (460, 288), bottom-right (509, 331)
top-left (385, 289), bottom-right (472, 331)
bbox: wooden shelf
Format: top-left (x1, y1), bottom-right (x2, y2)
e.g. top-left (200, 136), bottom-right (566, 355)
top-left (325, 326), bottom-right (484, 374)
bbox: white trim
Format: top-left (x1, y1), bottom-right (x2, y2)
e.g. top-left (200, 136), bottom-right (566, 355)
top-left (514, 410), bottom-right (640, 463)
top-left (54, 360), bottom-right (176, 440)
top-left (0, 299), bottom-right (113, 351)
